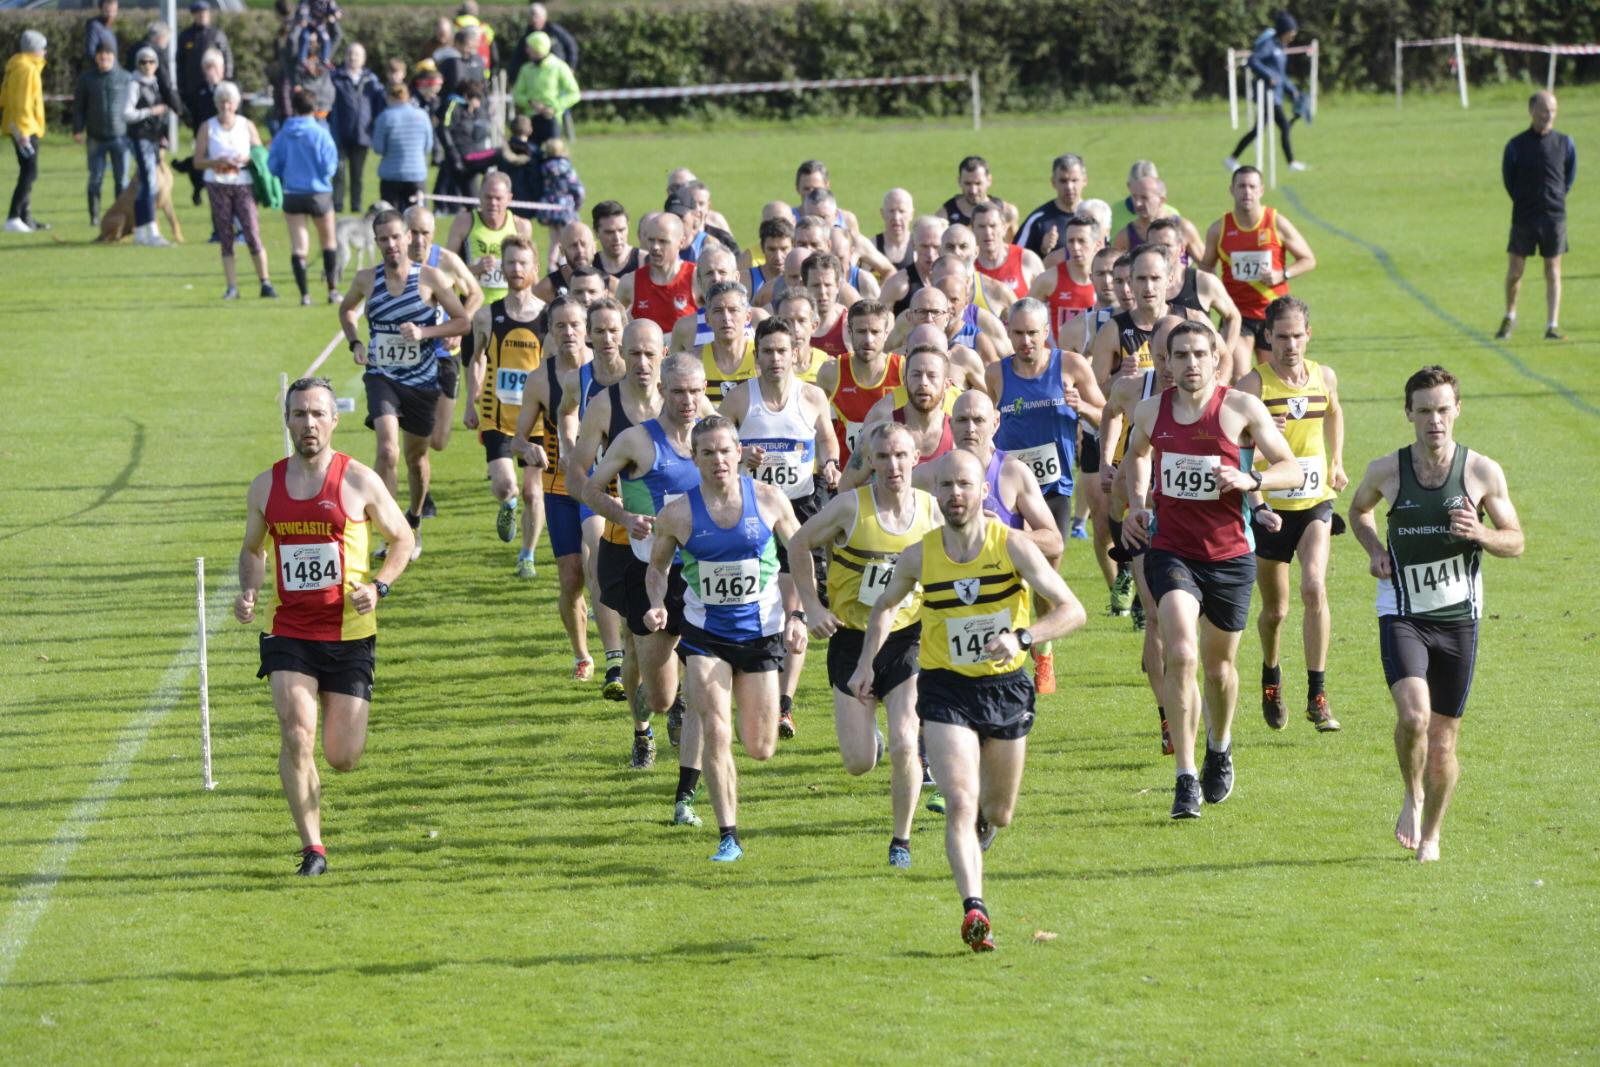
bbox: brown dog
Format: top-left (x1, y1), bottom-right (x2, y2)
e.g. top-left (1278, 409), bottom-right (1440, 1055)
top-left (97, 150), bottom-right (185, 244)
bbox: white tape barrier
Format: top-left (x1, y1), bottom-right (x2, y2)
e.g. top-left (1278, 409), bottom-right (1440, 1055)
top-left (421, 192), bottom-right (565, 212)
top-left (1396, 35), bottom-right (1600, 108)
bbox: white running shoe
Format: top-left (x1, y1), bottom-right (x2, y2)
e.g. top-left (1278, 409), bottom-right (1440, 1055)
top-left (1223, 156), bottom-right (1240, 173)
top-left (4, 217), bottom-right (33, 233)
top-left (1288, 161), bottom-right (1309, 172)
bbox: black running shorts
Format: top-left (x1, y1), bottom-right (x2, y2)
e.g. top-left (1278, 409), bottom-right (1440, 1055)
top-left (917, 667), bottom-right (1035, 741)
top-left (1251, 500), bottom-right (1333, 564)
top-left (598, 538), bottom-right (684, 637)
top-left (826, 623), bottom-right (921, 702)
top-left (1108, 515), bottom-right (1145, 565)
top-left (435, 353), bottom-right (460, 400)
top-left (776, 488), bottom-right (827, 586)
top-left (1145, 548), bottom-right (1255, 632)
top-left (1508, 218), bottom-right (1567, 258)
top-left (257, 632), bottom-right (375, 700)
top-left (365, 374), bottom-right (439, 439)
top-left (1239, 315), bottom-right (1272, 352)
top-left (1379, 615), bottom-right (1479, 718)
top-left (481, 429), bottom-right (529, 467)
top-left (676, 621), bottom-right (784, 674)
top-left (1078, 426), bottom-right (1101, 475)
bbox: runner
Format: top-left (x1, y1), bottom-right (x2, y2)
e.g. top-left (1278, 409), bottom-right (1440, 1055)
top-left (873, 187), bottom-right (916, 271)
top-left (939, 154), bottom-right (1019, 234)
top-left (771, 288), bottom-right (833, 385)
top-left (1199, 165), bottom-right (1317, 376)
top-left (532, 220), bottom-right (597, 302)
top-left (1030, 213), bottom-right (1100, 345)
top-left (1119, 321), bottom-right (1301, 819)
top-left (670, 246), bottom-right (755, 356)
top-left (803, 252), bottom-right (851, 358)
top-left (513, 296), bottom-right (593, 678)
top-left (1016, 152), bottom-right (1088, 257)
top-left (879, 215), bottom-right (948, 316)
top-left (616, 211), bottom-right (696, 333)
top-left (840, 345), bottom-right (956, 488)
top-left (462, 233), bottom-right (544, 575)
top-left (1112, 174), bottom-right (1203, 259)
top-left (695, 279), bottom-right (759, 402)
top-left (851, 448), bottom-right (1085, 951)
top-left (802, 187), bottom-right (893, 286)
top-left (1348, 365), bottom-right (1523, 862)
top-left (591, 199), bottom-right (642, 284)
top-left (789, 420), bottom-right (939, 867)
top-left (720, 318), bottom-right (840, 741)
top-left (235, 375), bottom-right (415, 876)
top-left (337, 209), bottom-right (471, 560)
top-left (741, 215), bottom-right (794, 303)
top-left (645, 414), bottom-right (806, 862)
top-left (444, 172), bottom-right (535, 307)
top-left (1235, 296), bottom-right (1347, 732)
top-left (937, 226), bottom-right (1018, 314)
top-left (972, 201), bottom-right (1043, 299)
top-left (402, 204), bottom-right (484, 472)
top-left (792, 159), bottom-right (864, 236)
top-left (818, 298), bottom-right (900, 469)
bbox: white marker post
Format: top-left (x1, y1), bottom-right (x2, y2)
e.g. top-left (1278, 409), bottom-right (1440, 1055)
top-left (1255, 80), bottom-right (1267, 173)
top-left (969, 69), bottom-right (981, 132)
top-left (1395, 37), bottom-right (1404, 110)
top-left (1309, 40), bottom-right (1319, 118)
top-left (1268, 92), bottom-right (1278, 189)
top-left (196, 557), bottom-right (216, 791)
top-left (1227, 48), bottom-right (1239, 129)
top-left (1455, 34), bottom-right (1470, 108)
top-left (1547, 50), bottom-right (1557, 92)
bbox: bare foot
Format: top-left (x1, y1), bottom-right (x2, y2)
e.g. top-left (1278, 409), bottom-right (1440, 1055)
top-left (1395, 793), bottom-right (1422, 850)
top-left (1416, 838), bottom-right (1441, 863)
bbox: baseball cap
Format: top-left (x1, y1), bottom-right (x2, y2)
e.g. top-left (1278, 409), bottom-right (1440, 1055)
top-left (524, 31), bottom-right (551, 57)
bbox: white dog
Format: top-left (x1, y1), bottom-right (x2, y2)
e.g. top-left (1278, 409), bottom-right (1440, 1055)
top-left (334, 200), bottom-right (394, 278)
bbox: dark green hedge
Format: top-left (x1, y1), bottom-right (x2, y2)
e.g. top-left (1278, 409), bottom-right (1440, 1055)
top-left (5, 0), bottom-right (1596, 125)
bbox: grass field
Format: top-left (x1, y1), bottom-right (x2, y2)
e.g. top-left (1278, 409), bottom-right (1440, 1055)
top-left (2, 85), bottom-right (1598, 1063)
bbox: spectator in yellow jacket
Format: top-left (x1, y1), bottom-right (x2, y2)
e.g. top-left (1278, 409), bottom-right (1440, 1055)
top-left (2, 30), bottom-right (48, 233)
top-left (510, 31), bottom-right (578, 144)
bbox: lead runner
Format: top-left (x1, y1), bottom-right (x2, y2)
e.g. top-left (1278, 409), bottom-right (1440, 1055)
top-left (234, 376), bottom-right (415, 876)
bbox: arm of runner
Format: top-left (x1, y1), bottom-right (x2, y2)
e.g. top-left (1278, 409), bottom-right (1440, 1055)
top-left (787, 491), bottom-right (852, 637)
top-left (1348, 454), bottom-right (1397, 578)
top-left (1458, 456), bottom-right (1524, 559)
top-left (1277, 215), bottom-right (1317, 283)
top-left (338, 271), bottom-right (370, 365)
top-left (996, 530), bottom-right (1086, 656)
top-left (353, 461), bottom-right (414, 601)
top-left (854, 233), bottom-right (895, 280)
top-left (447, 250), bottom-right (485, 319)
top-left (614, 271), bottom-right (634, 309)
top-left (1321, 364), bottom-right (1347, 491)
top-left (511, 384), bottom-right (549, 469)
top-left (1021, 249), bottom-right (1045, 289)
top-left (1062, 351), bottom-right (1105, 428)
top-left (642, 497), bottom-right (689, 632)
top-left (445, 211), bottom-right (472, 263)
top-left (1005, 460), bottom-right (1064, 559)
top-left (1201, 273), bottom-right (1242, 349)
top-left (1224, 392), bottom-right (1301, 494)
top-left (1088, 318), bottom-right (1122, 387)
top-left (809, 384), bottom-right (841, 488)
top-left (1120, 399), bottom-right (1158, 547)
top-left (1199, 219), bottom-right (1223, 273)
top-left (756, 484), bottom-right (810, 654)
top-left (234, 473), bottom-right (271, 623)
top-left (463, 305), bottom-right (491, 429)
top-left (410, 266), bottom-right (471, 340)
top-left (1181, 217), bottom-right (1206, 262)
top-left (563, 395), bottom-right (608, 497)
top-left (582, 425), bottom-right (650, 535)
top-left (849, 541), bottom-right (922, 704)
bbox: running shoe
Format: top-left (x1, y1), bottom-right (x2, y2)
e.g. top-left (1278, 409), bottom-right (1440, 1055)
top-left (409, 529), bottom-right (423, 561)
top-left (1033, 650), bottom-right (1056, 695)
top-left (778, 709), bottom-right (796, 740)
top-left (710, 835), bottom-right (743, 863)
top-left (926, 790), bottom-right (947, 815)
top-left (666, 697), bottom-right (684, 747)
top-left (1069, 518), bottom-right (1089, 540)
top-left (1545, 327), bottom-right (1566, 341)
top-left (629, 732), bottom-right (655, 770)
top-left (977, 813), bottom-right (997, 853)
top-left (3, 217), bottom-right (32, 233)
top-left (962, 909), bottom-right (995, 952)
top-left (260, 282), bottom-right (280, 299)
top-left (1494, 316), bottom-right (1514, 340)
top-left (296, 848), bottom-right (327, 876)
top-left (1159, 715), bottom-right (1174, 756)
top-left (25, 218), bottom-right (49, 231)
top-left (1170, 774), bottom-right (1202, 819)
top-left (495, 500), bottom-right (517, 542)
top-left (922, 760), bottom-right (936, 787)
top-left (1288, 160), bottom-right (1309, 172)
top-left (1109, 570), bottom-right (1135, 616)
top-left (1306, 693), bottom-right (1341, 732)
top-left (1262, 683), bottom-right (1288, 730)
top-left (573, 658), bottom-right (594, 682)
top-left (327, 287), bottom-right (340, 304)
top-left (421, 490), bottom-right (437, 519)
top-left (602, 664), bottom-right (625, 701)
top-left (299, 293), bottom-right (313, 307)
top-left (875, 728), bottom-right (885, 767)
top-left (888, 843), bottom-right (911, 869)
top-left (1200, 745), bottom-right (1234, 805)
top-left (514, 554), bottom-right (536, 579)
top-left (1131, 596), bottom-right (1145, 631)
top-left (222, 285), bottom-right (239, 301)
top-left (1223, 156), bottom-right (1240, 173)
top-left (672, 799), bottom-right (701, 827)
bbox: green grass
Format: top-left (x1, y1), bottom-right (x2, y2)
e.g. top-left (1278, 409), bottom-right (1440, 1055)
top-left (2, 84), bottom-right (1599, 1063)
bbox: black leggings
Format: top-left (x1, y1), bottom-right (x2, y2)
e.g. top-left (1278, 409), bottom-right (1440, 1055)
top-left (334, 144), bottom-right (369, 214)
top-left (1231, 86), bottom-right (1296, 164)
top-left (9, 135), bottom-right (38, 222)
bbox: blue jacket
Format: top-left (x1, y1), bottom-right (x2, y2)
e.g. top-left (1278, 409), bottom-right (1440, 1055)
top-left (1246, 28), bottom-right (1298, 106)
top-left (329, 66), bottom-right (385, 148)
top-left (267, 115), bottom-right (339, 195)
top-left (371, 102), bottom-right (433, 182)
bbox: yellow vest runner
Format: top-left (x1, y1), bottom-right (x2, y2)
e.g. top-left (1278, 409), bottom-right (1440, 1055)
top-left (478, 300), bottom-right (543, 434)
top-left (1254, 359), bottom-right (1334, 511)
top-left (916, 520), bottom-right (1033, 676)
top-left (466, 211), bottom-right (520, 303)
top-left (828, 486), bottom-right (939, 632)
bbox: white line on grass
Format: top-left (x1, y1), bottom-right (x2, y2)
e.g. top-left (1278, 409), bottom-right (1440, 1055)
top-left (0, 580), bottom-right (236, 991)
top-left (303, 332), bottom-right (343, 379)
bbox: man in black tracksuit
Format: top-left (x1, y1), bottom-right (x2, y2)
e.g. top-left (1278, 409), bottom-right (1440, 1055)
top-left (1497, 91), bottom-right (1577, 341)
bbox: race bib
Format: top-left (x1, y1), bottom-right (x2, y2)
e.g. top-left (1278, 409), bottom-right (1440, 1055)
top-left (1269, 455), bottom-right (1327, 502)
top-left (629, 492), bottom-right (684, 562)
top-left (480, 265), bottom-right (506, 290)
top-left (1231, 250), bottom-right (1272, 283)
top-left (754, 447), bottom-right (815, 499)
top-left (369, 329), bottom-right (424, 369)
top-left (697, 558), bottom-right (761, 606)
top-left (495, 367), bottom-right (528, 405)
top-left (1009, 442), bottom-right (1062, 487)
top-left (857, 559), bottom-right (904, 609)
top-left (946, 609), bottom-right (1013, 666)
top-left (1160, 452), bottom-right (1220, 501)
top-left (843, 419), bottom-right (865, 454)
top-left (1403, 558), bottom-right (1471, 615)
top-left (279, 543), bottom-right (341, 593)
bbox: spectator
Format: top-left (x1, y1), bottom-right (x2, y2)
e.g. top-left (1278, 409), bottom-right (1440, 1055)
top-left (2, 30), bottom-right (47, 234)
top-left (372, 80), bottom-right (434, 209)
top-left (428, 18), bottom-right (455, 64)
top-left (330, 42), bottom-right (385, 212)
top-left (453, 1), bottom-right (498, 75)
top-left (509, 3), bottom-right (577, 83)
top-left (293, 52), bottom-right (336, 124)
top-left (125, 21), bottom-right (178, 117)
top-left (437, 78), bottom-right (493, 208)
top-left (85, 0), bottom-right (119, 67)
top-left (293, 0), bottom-right (343, 66)
top-left (195, 80), bottom-right (276, 300)
top-left (267, 86), bottom-right (340, 304)
top-left (177, 1), bottom-right (233, 122)
top-left (125, 46), bottom-right (177, 246)
top-left (511, 32), bottom-right (578, 143)
top-left (408, 61), bottom-right (446, 164)
top-left (533, 136), bottom-right (583, 269)
top-left (72, 40), bottom-right (131, 227)
top-left (383, 57), bottom-right (408, 92)
top-left (437, 26), bottom-right (485, 99)
top-left (171, 47), bottom-right (226, 206)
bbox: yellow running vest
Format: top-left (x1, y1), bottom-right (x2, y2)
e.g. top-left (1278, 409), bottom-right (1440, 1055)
top-left (466, 211), bottom-right (520, 303)
top-left (478, 301), bottom-right (543, 435)
top-left (917, 520), bottom-right (1033, 676)
top-left (1254, 359), bottom-right (1334, 511)
top-left (828, 487), bottom-right (938, 632)
top-left (701, 339), bottom-right (758, 401)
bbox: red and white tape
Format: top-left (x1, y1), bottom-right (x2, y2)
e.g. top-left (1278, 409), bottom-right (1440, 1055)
top-left (1232, 42), bottom-right (1318, 66)
top-left (579, 73), bottom-right (969, 103)
top-left (1400, 36), bottom-right (1600, 55)
top-left (421, 192), bottom-right (563, 212)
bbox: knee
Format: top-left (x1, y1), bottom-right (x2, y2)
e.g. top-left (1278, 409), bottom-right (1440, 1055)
top-left (558, 561), bottom-right (584, 597)
top-left (1202, 659), bottom-right (1236, 691)
top-left (747, 736), bottom-right (776, 762)
top-left (325, 748), bottom-right (362, 773)
top-left (1164, 640), bottom-right (1198, 676)
top-left (1300, 576), bottom-right (1327, 610)
top-left (1259, 598), bottom-right (1290, 628)
top-left (1396, 706), bottom-right (1429, 738)
top-left (942, 786), bottom-right (977, 822)
top-left (984, 802), bottom-right (1014, 829)
top-left (840, 744), bottom-right (876, 776)
top-left (279, 721), bottom-right (316, 760)
top-left (374, 440), bottom-right (400, 470)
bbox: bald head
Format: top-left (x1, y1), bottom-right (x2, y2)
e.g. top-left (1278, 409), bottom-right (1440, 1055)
top-left (906, 323), bottom-right (949, 351)
top-left (953, 388), bottom-right (995, 422)
top-left (936, 448), bottom-right (986, 489)
top-left (1529, 91), bottom-right (1558, 133)
top-left (623, 317), bottom-right (664, 351)
top-left (761, 200), bottom-right (793, 223)
top-left (951, 388), bottom-right (998, 449)
top-left (402, 204), bottom-right (435, 231)
top-left (941, 223), bottom-right (977, 262)
top-left (783, 247), bottom-right (813, 285)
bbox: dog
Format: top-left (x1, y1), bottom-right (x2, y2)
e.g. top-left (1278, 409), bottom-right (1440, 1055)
top-left (334, 200), bottom-right (394, 278)
top-left (97, 150), bottom-right (184, 244)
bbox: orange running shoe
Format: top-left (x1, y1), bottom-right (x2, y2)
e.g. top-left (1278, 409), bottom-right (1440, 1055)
top-left (1262, 683), bottom-right (1288, 730)
top-left (962, 908), bottom-right (995, 953)
top-left (1033, 650), bottom-right (1056, 695)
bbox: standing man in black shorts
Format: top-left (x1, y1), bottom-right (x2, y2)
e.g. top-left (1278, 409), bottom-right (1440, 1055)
top-left (1496, 91), bottom-right (1577, 341)
top-left (1348, 365), bottom-right (1523, 863)
top-left (852, 449), bottom-right (1086, 951)
top-left (235, 376), bottom-right (414, 875)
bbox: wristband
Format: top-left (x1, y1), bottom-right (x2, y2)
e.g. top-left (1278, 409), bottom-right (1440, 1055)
top-left (1250, 469), bottom-right (1264, 491)
top-left (789, 610), bottom-right (807, 622)
top-left (1253, 503), bottom-right (1272, 516)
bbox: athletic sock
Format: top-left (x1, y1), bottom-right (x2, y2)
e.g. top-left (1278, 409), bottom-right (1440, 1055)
top-left (291, 254), bottom-right (308, 296)
top-left (605, 649), bottom-right (624, 665)
top-left (1176, 765), bottom-right (1197, 779)
top-left (1307, 669), bottom-right (1326, 701)
top-left (718, 825), bottom-right (739, 845)
top-left (1262, 663), bottom-right (1282, 688)
top-left (779, 693), bottom-right (793, 715)
top-left (1209, 733), bottom-right (1231, 753)
top-left (891, 837), bottom-right (910, 851)
top-left (406, 511), bottom-right (421, 530)
top-left (963, 896), bottom-right (988, 917)
top-left (1156, 705), bottom-right (1168, 724)
top-left (1547, 320), bottom-right (1559, 330)
top-left (634, 726), bottom-right (652, 739)
top-left (1504, 310), bottom-right (1517, 321)
top-left (304, 844), bottom-right (326, 857)
top-left (321, 248), bottom-right (338, 289)
top-left (675, 767), bottom-right (700, 804)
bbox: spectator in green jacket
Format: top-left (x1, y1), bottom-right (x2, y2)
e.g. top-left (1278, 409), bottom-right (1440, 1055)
top-left (73, 40), bottom-right (131, 226)
top-left (511, 31), bottom-right (578, 144)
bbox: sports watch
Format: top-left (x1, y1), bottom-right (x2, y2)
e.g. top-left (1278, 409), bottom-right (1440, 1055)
top-left (1014, 628), bottom-right (1034, 652)
top-left (373, 580), bottom-right (391, 600)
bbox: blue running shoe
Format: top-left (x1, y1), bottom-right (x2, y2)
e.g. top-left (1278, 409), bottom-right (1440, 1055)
top-left (1069, 518), bottom-right (1089, 540)
top-left (710, 835), bottom-right (743, 863)
top-left (888, 844), bottom-right (911, 869)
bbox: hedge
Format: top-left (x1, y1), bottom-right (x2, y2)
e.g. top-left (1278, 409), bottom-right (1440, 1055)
top-left (4, 0), bottom-right (1596, 125)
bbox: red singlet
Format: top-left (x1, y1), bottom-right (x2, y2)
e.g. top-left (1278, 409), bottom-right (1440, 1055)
top-left (630, 261), bottom-right (697, 332)
top-left (1217, 207), bottom-right (1288, 322)
top-left (1046, 261), bottom-right (1097, 341)
top-left (813, 308), bottom-right (849, 359)
top-left (830, 352), bottom-right (902, 466)
top-left (892, 404), bottom-right (955, 465)
top-left (1151, 386), bottom-right (1250, 561)
top-left (265, 452), bottom-right (375, 640)
top-left (976, 244), bottom-right (1029, 299)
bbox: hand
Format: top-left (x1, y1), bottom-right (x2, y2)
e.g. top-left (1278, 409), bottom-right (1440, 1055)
top-left (1329, 462), bottom-right (1349, 492)
top-left (1368, 550), bottom-right (1392, 580)
top-left (524, 442), bottom-right (548, 469)
top-left (642, 605), bottom-right (668, 632)
top-left (1099, 460), bottom-right (1117, 492)
top-left (627, 513), bottom-right (655, 540)
top-left (73, 132), bottom-right (85, 145)
top-left (1122, 508), bottom-right (1153, 549)
top-left (233, 589), bottom-right (256, 623)
top-left (822, 458), bottom-right (840, 492)
top-left (1116, 353), bottom-right (1138, 378)
top-left (1215, 466), bottom-right (1256, 493)
top-left (848, 663), bottom-right (876, 705)
top-left (806, 606), bottom-right (842, 640)
top-left (348, 581), bottom-right (379, 615)
top-left (1447, 506), bottom-right (1485, 542)
top-left (784, 616), bottom-right (809, 655)
top-left (984, 631), bottom-right (1022, 664)
top-left (1039, 225), bottom-right (1059, 256)
top-left (1272, 413), bottom-right (1288, 431)
top-left (1061, 383), bottom-right (1081, 412)
top-left (1254, 506), bottom-right (1283, 533)
top-left (151, 104), bottom-right (168, 118)
top-left (741, 444), bottom-right (765, 472)
top-left (463, 407), bottom-right (479, 430)
top-left (476, 255), bottom-right (498, 275)
top-left (398, 322), bottom-right (422, 341)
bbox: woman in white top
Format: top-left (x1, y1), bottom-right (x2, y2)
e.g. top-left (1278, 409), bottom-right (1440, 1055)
top-left (194, 81), bottom-right (276, 300)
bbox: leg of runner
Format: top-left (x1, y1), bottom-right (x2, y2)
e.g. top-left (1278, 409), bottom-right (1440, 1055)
top-left (777, 573), bottom-right (804, 738)
top-left (555, 551), bottom-right (591, 671)
top-left (1158, 589), bottom-right (1204, 777)
top-left (320, 691), bottom-right (371, 773)
top-left (402, 431), bottom-right (430, 519)
top-left (1131, 556), bottom-right (1171, 754)
top-left (521, 471), bottom-right (546, 573)
top-left (431, 372), bottom-right (456, 451)
top-left (372, 414), bottom-right (403, 505)
top-left (273, 672), bottom-right (324, 850)
top-left (488, 456), bottom-right (517, 511)
top-left (884, 681), bottom-right (923, 844)
top-left (689, 654), bottom-right (741, 858)
top-left (1296, 520), bottom-right (1335, 729)
top-left (1391, 677), bottom-right (1429, 852)
top-left (1255, 556), bottom-right (1291, 728)
top-left (732, 665), bottom-right (780, 761)
top-left (583, 515), bottom-right (626, 699)
top-left (1418, 714), bottom-right (1461, 863)
top-left (924, 722), bottom-right (990, 949)
top-left (976, 735), bottom-right (1027, 850)
top-left (833, 690), bottom-right (880, 776)
top-left (1197, 618), bottom-right (1243, 769)
top-left (1084, 478), bottom-right (1117, 591)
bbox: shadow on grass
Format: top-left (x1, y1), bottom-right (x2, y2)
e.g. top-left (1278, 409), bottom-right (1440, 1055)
top-left (0, 418), bottom-right (144, 545)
